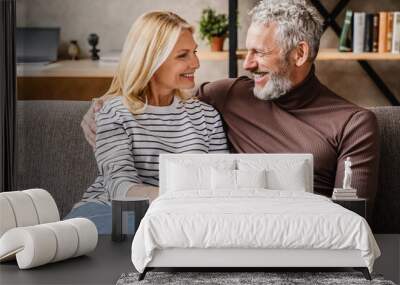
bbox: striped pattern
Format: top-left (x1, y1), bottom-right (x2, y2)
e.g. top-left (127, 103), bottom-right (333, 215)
top-left (80, 96), bottom-right (228, 206)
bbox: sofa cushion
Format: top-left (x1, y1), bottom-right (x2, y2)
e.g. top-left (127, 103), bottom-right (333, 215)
top-left (370, 107), bottom-right (400, 233)
top-left (16, 101), bottom-right (97, 218)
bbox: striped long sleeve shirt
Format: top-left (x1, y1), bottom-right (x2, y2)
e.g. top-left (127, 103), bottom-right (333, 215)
top-left (80, 95), bottom-right (228, 206)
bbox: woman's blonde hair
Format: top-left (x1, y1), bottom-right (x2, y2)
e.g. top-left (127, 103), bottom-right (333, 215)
top-left (105, 11), bottom-right (194, 113)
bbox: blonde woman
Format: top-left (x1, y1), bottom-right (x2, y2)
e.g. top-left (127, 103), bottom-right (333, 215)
top-left (64, 11), bottom-right (228, 234)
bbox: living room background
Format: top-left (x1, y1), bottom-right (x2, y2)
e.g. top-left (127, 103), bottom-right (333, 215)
top-left (16, 0), bottom-right (400, 107)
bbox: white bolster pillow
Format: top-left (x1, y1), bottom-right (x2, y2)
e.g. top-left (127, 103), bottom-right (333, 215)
top-left (0, 189), bottom-right (60, 237)
top-left (0, 218), bottom-right (98, 269)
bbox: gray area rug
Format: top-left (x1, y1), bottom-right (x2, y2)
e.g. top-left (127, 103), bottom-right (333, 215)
top-left (117, 271), bottom-right (396, 285)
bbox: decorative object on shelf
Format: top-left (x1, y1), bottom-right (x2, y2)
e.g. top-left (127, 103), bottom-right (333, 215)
top-left (67, 40), bottom-right (80, 60)
top-left (88, 33), bottom-right (100, 60)
top-left (343, 157), bottom-right (353, 189)
top-left (199, 8), bottom-right (229, 51)
top-left (332, 157), bottom-right (358, 200)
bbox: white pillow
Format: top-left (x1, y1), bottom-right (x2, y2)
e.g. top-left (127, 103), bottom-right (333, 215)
top-left (211, 168), bottom-right (236, 190)
top-left (266, 167), bottom-right (306, 191)
top-left (237, 169), bottom-right (267, 189)
top-left (211, 169), bottom-right (267, 191)
top-left (167, 163), bottom-right (210, 191)
top-left (166, 159), bottom-right (235, 192)
top-left (238, 159), bottom-right (309, 192)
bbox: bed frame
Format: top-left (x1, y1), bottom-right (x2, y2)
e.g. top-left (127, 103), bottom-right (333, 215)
top-left (139, 248), bottom-right (371, 280)
top-left (137, 154), bottom-right (371, 281)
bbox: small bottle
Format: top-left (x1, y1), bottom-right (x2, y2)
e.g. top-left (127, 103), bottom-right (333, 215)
top-left (68, 40), bottom-right (80, 60)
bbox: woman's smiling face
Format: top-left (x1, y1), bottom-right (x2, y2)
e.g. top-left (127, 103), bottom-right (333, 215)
top-left (151, 29), bottom-right (200, 93)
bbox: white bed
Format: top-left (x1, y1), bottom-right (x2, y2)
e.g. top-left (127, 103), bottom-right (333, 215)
top-left (131, 154), bottom-right (380, 280)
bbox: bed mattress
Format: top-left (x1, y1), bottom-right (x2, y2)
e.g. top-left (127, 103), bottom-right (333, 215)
top-left (131, 190), bottom-right (380, 273)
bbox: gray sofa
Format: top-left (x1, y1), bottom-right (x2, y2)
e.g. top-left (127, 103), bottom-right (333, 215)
top-left (16, 101), bottom-right (400, 233)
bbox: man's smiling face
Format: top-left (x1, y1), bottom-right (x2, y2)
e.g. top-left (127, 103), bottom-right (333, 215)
top-left (243, 22), bottom-right (293, 100)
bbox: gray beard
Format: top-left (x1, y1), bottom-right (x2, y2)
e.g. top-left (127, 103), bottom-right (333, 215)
top-left (253, 72), bottom-right (293, 101)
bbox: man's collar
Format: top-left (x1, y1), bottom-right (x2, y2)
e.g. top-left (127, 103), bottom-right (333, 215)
top-left (273, 65), bottom-right (319, 110)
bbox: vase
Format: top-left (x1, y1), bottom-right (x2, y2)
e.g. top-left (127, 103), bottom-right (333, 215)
top-left (210, 36), bottom-right (225, 51)
top-left (68, 40), bottom-right (80, 60)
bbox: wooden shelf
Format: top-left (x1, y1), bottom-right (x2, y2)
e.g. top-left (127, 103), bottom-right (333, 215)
top-left (198, 48), bottom-right (400, 61)
top-left (16, 48), bottom-right (400, 79)
top-left (316, 49), bottom-right (400, 61)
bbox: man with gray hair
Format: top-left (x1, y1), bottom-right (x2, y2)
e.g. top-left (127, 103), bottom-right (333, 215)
top-left (81, 0), bottom-right (379, 221)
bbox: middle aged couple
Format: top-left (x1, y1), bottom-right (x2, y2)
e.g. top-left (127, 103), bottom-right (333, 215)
top-left (67, 0), bottom-right (379, 233)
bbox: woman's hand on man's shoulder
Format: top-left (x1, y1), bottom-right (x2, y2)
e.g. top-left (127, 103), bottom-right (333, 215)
top-left (81, 94), bottom-right (114, 149)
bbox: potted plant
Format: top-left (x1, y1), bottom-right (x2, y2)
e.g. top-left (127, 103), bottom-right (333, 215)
top-left (199, 8), bottom-right (229, 51)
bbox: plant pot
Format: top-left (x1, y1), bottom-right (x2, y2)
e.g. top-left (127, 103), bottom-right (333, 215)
top-left (210, 36), bottom-right (225, 51)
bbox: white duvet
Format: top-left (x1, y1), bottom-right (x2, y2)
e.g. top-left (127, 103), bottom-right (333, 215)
top-left (131, 190), bottom-right (380, 273)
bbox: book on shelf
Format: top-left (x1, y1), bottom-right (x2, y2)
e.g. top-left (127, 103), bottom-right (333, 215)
top-left (332, 195), bottom-right (359, 200)
top-left (333, 190), bottom-right (357, 198)
top-left (338, 10), bottom-right (400, 54)
top-left (393, 12), bottom-right (400, 53)
top-left (372, 13), bottom-right (380, 52)
top-left (332, 188), bottom-right (359, 199)
top-left (387, 12), bottom-right (394, 52)
top-left (333, 193), bottom-right (358, 197)
top-left (364, 14), bottom-right (374, 52)
top-left (339, 10), bottom-right (353, 52)
top-left (333, 188), bottom-right (358, 193)
top-left (353, 12), bottom-right (366, 53)
top-left (378, 12), bottom-right (388, 53)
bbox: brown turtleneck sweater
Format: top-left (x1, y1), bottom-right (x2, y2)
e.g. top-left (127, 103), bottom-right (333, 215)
top-left (197, 69), bottom-right (379, 219)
